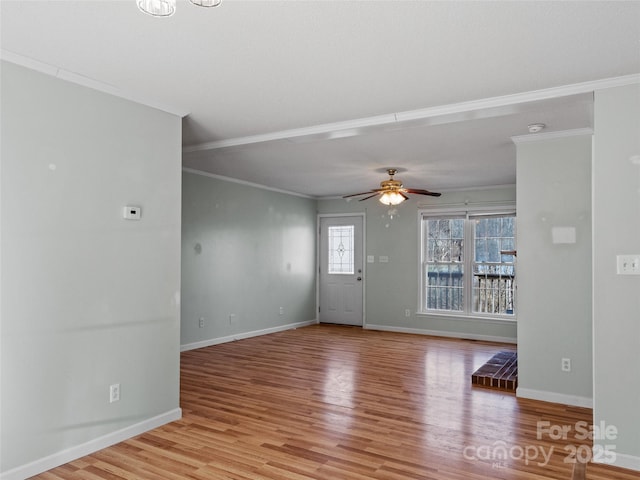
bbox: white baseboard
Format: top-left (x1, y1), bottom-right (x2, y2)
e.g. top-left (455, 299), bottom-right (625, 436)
top-left (0, 408), bottom-right (182, 480)
top-left (180, 319), bottom-right (318, 352)
top-left (594, 451), bottom-right (640, 472)
top-left (364, 324), bottom-right (517, 344)
top-left (516, 387), bottom-right (593, 408)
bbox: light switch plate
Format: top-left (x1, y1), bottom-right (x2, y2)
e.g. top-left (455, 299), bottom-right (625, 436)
top-left (617, 255), bottom-right (640, 275)
top-left (367, 255), bottom-right (375, 263)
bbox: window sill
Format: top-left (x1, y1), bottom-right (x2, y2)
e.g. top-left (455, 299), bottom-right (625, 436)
top-left (416, 311), bottom-right (517, 325)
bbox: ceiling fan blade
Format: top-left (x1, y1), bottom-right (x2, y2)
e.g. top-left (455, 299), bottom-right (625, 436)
top-left (400, 191), bottom-right (410, 201)
top-left (359, 192), bottom-right (382, 201)
top-left (343, 191), bottom-right (376, 198)
top-left (405, 188), bottom-right (442, 197)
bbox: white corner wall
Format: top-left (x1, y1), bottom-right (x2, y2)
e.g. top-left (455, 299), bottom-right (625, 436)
top-left (515, 133), bottom-right (593, 407)
top-left (1, 61), bottom-right (182, 478)
top-left (592, 83), bottom-right (640, 471)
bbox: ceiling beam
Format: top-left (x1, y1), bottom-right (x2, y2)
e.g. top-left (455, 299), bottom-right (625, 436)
top-left (183, 73), bottom-right (639, 154)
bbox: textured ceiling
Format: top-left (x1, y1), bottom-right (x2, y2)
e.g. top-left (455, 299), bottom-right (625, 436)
top-left (2, 1), bottom-right (639, 197)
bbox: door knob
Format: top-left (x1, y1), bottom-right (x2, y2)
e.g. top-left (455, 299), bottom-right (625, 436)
top-left (357, 276), bottom-right (362, 281)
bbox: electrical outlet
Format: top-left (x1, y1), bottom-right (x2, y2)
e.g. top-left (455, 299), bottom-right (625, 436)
top-left (279, 306), bottom-right (284, 315)
top-left (561, 358), bottom-right (571, 372)
top-left (405, 309), bottom-right (411, 317)
top-left (229, 313), bottom-right (236, 324)
top-left (199, 317), bottom-right (204, 328)
top-left (109, 383), bottom-right (120, 403)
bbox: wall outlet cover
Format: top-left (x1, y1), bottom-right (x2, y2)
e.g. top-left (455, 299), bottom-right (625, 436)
top-left (109, 383), bottom-right (120, 403)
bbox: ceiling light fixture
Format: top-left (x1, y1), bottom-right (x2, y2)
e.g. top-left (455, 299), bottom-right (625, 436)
top-left (189, 0), bottom-right (222, 7)
top-left (137, 0), bottom-right (175, 17)
top-left (137, 0), bottom-right (221, 17)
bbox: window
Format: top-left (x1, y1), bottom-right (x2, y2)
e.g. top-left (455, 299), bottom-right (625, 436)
top-left (327, 225), bottom-right (355, 274)
top-left (421, 211), bottom-right (516, 318)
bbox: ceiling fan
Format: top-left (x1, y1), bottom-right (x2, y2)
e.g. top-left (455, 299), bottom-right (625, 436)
top-left (343, 168), bottom-right (441, 205)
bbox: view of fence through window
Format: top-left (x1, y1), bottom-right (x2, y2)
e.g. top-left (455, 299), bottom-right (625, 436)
top-left (425, 218), bottom-right (465, 311)
top-left (473, 216), bottom-right (515, 315)
top-left (423, 214), bottom-right (516, 316)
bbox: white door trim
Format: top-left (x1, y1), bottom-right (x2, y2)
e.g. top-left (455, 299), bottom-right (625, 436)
top-left (317, 213), bottom-right (366, 327)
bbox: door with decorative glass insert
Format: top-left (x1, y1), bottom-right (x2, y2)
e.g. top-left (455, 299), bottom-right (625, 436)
top-left (319, 216), bottom-right (363, 326)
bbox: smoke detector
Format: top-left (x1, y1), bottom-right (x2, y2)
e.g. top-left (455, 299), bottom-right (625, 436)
top-left (528, 123), bottom-right (546, 134)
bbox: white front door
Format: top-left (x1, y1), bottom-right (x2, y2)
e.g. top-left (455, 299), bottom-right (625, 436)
top-left (319, 216), bottom-right (364, 326)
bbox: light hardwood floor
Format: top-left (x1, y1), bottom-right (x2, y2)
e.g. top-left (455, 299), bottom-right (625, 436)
top-left (37, 325), bottom-right (638, 479)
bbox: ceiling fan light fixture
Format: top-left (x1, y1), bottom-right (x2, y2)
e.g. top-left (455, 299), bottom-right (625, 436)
top-left (137, 0), bottom-right (176, 16)
top-left (343, 168), bottom-right (440, 204)
top-left (379, 191), bottom-right (405, 206)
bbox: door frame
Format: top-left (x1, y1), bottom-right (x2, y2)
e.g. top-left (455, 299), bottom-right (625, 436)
top-left (316, 212), bottom-right (366, 327)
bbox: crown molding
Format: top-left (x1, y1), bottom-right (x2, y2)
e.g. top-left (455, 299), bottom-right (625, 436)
top-left (182, 168), bottom-right (316, 199)
top-left (436, 183), bottom-right (517, 194)
top-left (183, 73), bottom-right (639, 153)
top-left (395, 74), bottom-right (639, 123)
top-left (182, 113), bottom-right (397, 153)
top-left (4, 46), bottom-right (635, 149)
top-left (1, 50), bottom-right (190, 118)
top-left (511, 127), bottom-right (594, 144)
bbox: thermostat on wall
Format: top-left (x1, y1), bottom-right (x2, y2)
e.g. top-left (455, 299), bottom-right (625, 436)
top-left (123, 206), bottom-right (142, 220)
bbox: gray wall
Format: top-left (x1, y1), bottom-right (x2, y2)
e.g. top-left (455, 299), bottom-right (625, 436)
top-left (318, 186), bottom-right (517, 342)
top-left (515, 134), bottom-right (593, 405)
top-left (1, 62), bottom-right (182, 475)
top-left (593, 84), bottom-right (640, 469)
top-left (181, 171), bottom-right (317, 348)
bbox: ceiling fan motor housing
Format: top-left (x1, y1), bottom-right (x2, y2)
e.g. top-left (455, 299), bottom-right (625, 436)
top-left (380, 179), bottom-right (403, 190)
top-left (381, 168), bottom-right (402, 190)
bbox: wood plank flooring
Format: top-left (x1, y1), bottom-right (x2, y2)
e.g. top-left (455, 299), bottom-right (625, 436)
top-left (36, 325), bottom-right (639, 479)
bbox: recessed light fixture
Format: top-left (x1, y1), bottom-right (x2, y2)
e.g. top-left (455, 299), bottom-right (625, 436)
top-left (527, 123), bottom-right (546, 134)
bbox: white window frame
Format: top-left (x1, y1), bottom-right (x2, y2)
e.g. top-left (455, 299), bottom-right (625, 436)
top-left (418, 204), bottom-right (516, 321)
